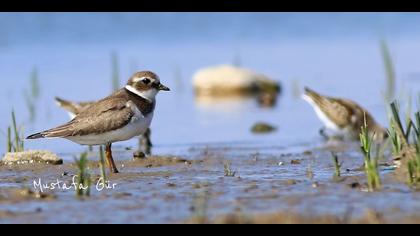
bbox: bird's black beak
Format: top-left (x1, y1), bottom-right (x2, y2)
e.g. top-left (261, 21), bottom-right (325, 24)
top-left (158, 83), bottom-right (170, 91)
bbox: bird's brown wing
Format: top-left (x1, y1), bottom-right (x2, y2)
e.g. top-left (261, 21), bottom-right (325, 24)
top-left (55, 97), bottom-right (96, 115)
top-left (319, 98), bottom-right (355, 128)
top-left (40, 97), bottom-right (135, 138)
top-left (304, 87), bottom-right (353, 128)
top-left (331, 98), bottom-right (383, 133)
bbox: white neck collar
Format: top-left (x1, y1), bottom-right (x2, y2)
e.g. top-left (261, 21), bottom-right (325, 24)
top-left (125, 85), bottom-right (154, 103)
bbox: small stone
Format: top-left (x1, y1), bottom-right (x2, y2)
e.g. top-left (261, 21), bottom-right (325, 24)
top-left (291, 159), bottom-right (301, 165)
top-left (251, 122), bottom-right (277, 134)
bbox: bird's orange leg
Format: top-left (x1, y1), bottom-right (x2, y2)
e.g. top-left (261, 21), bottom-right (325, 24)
top-left (105, 143), bottom-right (119, 173)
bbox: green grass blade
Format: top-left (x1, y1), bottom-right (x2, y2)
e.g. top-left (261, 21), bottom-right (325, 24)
top-left (390, 101), bottom-right (408, 143)
top-left (415, 112), bottom-right (420, 139)
top-left (11, 110), bottom-right (21, 152)
top-left (380, 39), bottom-right (396, 102)
top-left (360, 114), bottom-right (381, 191)
top-left (30, 67), bottom-right (40, 99)
top-left (75, 152), bottom-right (90, 197)
top-left (331, 152), bottom-right (341, 178)
top-left (20, 126), bottom-right (24, 151)
top-left (23, 89), bottom-right (36, 123)
top-left (7, 126), bottom-right (11, 153)
top-left (408, 160), bottom-right (414, 185)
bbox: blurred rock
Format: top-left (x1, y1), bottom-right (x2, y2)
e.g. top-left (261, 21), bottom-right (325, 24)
top-left (193, 65), bottom-right (280, 96)
top-left (2, 150), bottom-right (63, 165)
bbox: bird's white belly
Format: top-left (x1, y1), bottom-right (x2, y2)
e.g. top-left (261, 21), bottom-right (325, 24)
top-left (313, 105), bottom-right (340, 131)
top-left (302, 94), bottom-right (341, 131)
top-left (67, 112), bottom-right (154, 146)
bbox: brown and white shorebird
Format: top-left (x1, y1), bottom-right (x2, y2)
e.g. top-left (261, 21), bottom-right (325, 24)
top-left (302, 87), bottom-right (387, 141)
top-left (27, 71), bottom-right (170, 173)
top-left (54, 97), bottom-right (153, 154)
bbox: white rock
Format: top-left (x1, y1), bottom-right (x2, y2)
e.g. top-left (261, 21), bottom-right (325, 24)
top-left (2, 150), bottom-right (63, 165)
top-left (192, 65), bottom-right (280, 96)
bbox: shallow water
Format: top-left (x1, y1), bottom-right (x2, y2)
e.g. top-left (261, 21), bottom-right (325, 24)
top-left (2, 13), bottom-right (420, 156)
top-left (1, 13), bottom-right (420, 223)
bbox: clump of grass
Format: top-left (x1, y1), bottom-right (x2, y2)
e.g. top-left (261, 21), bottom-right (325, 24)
top-left (380, 39), bottom-right (396, 103)
top-left (407, 155), bottom-right (420, 188)
top-left (407, 130), bottom-right (420, 187)
top-left (386, 99), bottom-right (420, 187)
top-left (224, 161), bottom-right (236, 177)
top-left (360, 114), bottom-right (382, 191)
top-left (98, 146), bottom-right (107, 185)
top-left (74, 152), bottom-right (91, 197)
top-left (388, 119), bottom-right (403, 156)
top-left (7, 110), bottom-right (24, 153)
top-left (331, 152), bottom-right (342, 178)
top-left (111, 51), bottom-right (120, 92)
top-left (388, 101), bottom-right (420, 152)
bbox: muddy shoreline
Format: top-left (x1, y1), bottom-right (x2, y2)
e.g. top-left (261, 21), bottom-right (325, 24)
top-left (0, 142), bottom-right (419, 224)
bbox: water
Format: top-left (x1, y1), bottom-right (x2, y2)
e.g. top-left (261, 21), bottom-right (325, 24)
top-left (2, 13), bottom-right (420, 158)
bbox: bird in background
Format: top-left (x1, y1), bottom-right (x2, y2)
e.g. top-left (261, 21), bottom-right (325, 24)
top-left (302, 87), bottom-right (388, 142)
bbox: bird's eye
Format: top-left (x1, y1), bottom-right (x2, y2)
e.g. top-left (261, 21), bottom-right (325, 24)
top-left (142, 78), bottom-right (151, 84)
